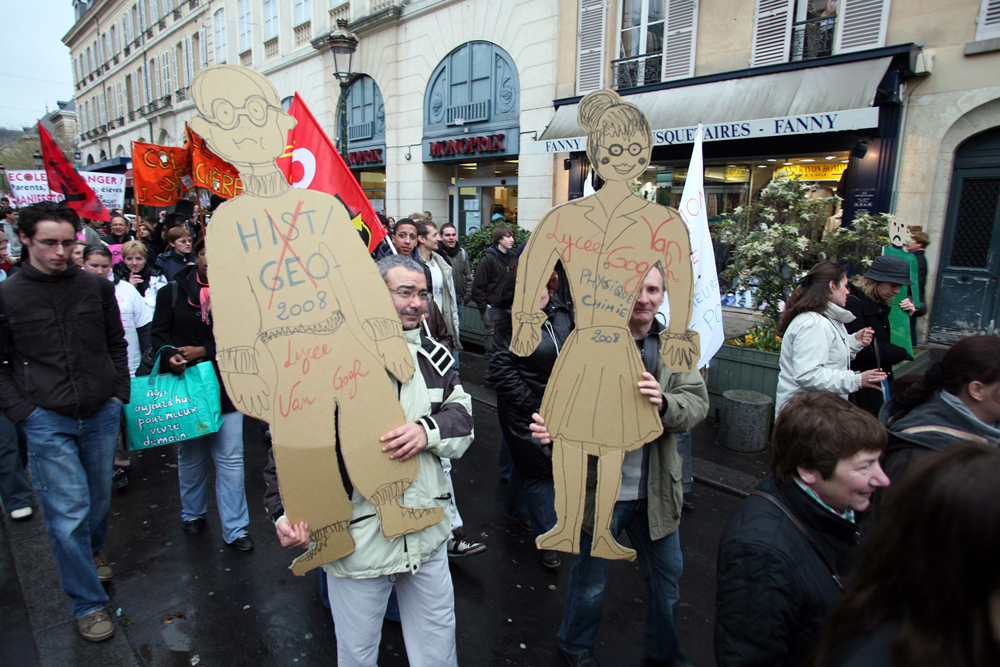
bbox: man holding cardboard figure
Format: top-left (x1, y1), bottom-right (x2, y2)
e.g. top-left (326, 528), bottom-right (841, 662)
top-left (190, 65), bottom-right (446, 574)
top-left (530, 265), bottom-right (707, 667)
top-left (267, 254), bottom-right (474, 666)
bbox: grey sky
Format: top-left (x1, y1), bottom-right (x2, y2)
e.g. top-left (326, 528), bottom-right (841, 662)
top-left (0, 0), bottom-right (75, 129)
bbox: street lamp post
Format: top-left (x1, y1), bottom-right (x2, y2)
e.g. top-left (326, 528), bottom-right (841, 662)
top-left (327, 19), bottom-right (359, 159)
top-left (32, 153), bottom-right (43, 170)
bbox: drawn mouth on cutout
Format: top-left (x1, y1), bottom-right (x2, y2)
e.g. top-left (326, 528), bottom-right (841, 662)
top-left (235, 137), bottom-right (260, 148)
top-left (613, 164), bottom-right (633, 175)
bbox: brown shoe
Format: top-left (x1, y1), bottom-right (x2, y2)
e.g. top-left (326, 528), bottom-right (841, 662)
top-left (93, 553), bottom-right (113, 583)
top-left (77, 609), bottom-right (114, 642)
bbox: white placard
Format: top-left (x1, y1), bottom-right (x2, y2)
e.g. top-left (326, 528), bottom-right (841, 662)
top-left (7, 170), bottom-right (126, 211)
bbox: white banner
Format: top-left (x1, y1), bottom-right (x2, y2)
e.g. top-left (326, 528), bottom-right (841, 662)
top-left (658, 125), bottom-right (724, 369)
top-left (7, 170), bottom-right (126, 211)
top-left (524, 106), bottom-right (880, 155)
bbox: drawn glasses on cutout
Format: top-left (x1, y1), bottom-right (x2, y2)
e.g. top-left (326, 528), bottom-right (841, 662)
top-left (206, 96), bottom-right (280, 130)
top-left (602, 143), bottom-right (644, 157)
top-left (388, 287), bottom-right (431, 302)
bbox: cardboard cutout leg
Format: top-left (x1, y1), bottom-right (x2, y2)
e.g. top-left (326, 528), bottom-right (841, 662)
top-left (589, 448), bottom-right (636, 561)
top-left (272, 443), bottom-right (356, 576)
top-left (335, 361), bottom-right (444, 540)
top-left (536, 439), bottom-right (587, 554)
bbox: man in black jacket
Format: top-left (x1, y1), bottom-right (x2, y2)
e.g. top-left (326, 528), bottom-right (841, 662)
top-left (470, 225), bottom-right (515, 380)
top-left (714, 391), bottom-right (889, 667)
top-left (0, 201), bottom-right (130, 643)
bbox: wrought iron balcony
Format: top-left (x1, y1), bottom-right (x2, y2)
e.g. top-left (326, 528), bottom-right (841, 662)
top-left (612, 53), bottom-right (662, 90)
top-left (790, 15), bottom-right (836, 62)
top-left (348, 121), bottom-right (374, 141)
top-left (446, 100), bottom-right (489, 125)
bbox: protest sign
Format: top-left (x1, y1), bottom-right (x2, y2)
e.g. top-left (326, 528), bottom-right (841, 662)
top-left (8, 170), bottom-right (126, 211)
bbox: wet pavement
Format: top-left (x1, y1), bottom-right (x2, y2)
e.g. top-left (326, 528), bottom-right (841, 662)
top-left (2, 348), bottom-right (765, 667)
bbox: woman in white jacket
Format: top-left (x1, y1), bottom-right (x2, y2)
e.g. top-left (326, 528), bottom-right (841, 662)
top-left (775, 262), bottom-right (885, 417)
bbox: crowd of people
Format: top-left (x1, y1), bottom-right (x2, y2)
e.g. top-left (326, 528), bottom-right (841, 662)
top-left (1, 190), bottom-right (999, 667)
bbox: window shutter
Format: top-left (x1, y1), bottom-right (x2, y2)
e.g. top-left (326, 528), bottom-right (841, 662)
top-left (116, 82), bottom-right (124, 118)
top-left (132, 71), bottom-right (140, 110)
top-left (138, 1), bottom-right (147, 32)
top-left (976, 0), bottom-right (1000, 40)
top-left (750, 0), bottom-right (793, 67)
top-left (124, 14), bottom-right (132, 44)
top-left (662, 0), bottom-right (698, 81)
top-left (834, 0), bottom-right (890, 54)
top-left (172, 47), bottom-right (180, 91)
top-left (199, 29), bottom-right (208, 68)
top-left (576, 0), bottom-right (606, 95)
top-left (150, 0), bottom-right (158, 20)
top-left (184, 37), bottom-right (194, 86)
top-left (162, 52), bottom-right (172, 94)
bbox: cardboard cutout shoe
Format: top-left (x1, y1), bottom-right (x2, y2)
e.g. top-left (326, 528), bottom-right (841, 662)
top-left (511, 89), bottom-right (697, 561)
top-left (190, 65), bottom-right (443, 574)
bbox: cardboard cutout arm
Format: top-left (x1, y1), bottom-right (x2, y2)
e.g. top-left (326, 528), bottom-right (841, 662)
top-left (216, 277), bottom-right (272, 417)
top-left (657, 221), bottom-right (700, 372)
top-left (319, 242), bottom-right (414, 384)
top-left (511, 218), bottom-right (560, 357)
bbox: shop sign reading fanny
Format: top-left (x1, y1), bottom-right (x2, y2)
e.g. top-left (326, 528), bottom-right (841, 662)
top-left (525, 107), bottom-right (879, 155)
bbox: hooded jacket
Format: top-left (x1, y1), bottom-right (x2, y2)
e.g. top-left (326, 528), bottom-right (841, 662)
top-left (715, 476), bottom-right (861, 667)
top-left (435, 243), bottom-right (472, 304)
top-left (490, 292), bottom-right (573, 479)
top-left (471, 246), bottom-right (515, 311)
top-left (155, 249), bottom-right (195, 282)
top-left (263, 328), bottom-right (474, 578)
top-left (867, 389), bottom-right (1000, 523)
top-left (0, 262), bottom-right (130, 422)
top-left (418, 250), bottom-right (462, 350)
top-left (775, 303), bottom-right (863, 417)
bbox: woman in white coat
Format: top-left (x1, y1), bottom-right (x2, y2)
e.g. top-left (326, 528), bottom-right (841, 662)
top-left (775, 261), bottom-right (886, 417)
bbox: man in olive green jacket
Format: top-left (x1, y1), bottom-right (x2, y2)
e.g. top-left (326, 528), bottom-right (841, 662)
top-left (532, 266), bottom-right (708, 667)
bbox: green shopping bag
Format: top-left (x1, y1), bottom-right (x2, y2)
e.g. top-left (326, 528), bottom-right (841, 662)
top-left (126, 347), bottom-right (224, 450)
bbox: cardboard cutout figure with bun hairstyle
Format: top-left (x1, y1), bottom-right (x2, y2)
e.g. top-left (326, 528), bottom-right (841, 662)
top-left (190, 65), bottom-right (443, 575)
top-left (511, 89), bottom-right (697, 561)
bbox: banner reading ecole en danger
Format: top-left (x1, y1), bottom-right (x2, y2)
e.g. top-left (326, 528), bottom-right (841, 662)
top-left (7, 170), bottom-right (126, 211)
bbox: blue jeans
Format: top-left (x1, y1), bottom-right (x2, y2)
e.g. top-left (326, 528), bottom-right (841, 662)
top-left (557, 499), bottom-right (684, 662)
top-left (504, 467), bottom-right (557, 539)
top-left (0, 412), bottom-right (32, 512)
top-left (498, 435), bottom-right (514, 482)
top-left (176, 411), bottom-right (249, 543)
top-left (21, 399), bottom-right (121, 618)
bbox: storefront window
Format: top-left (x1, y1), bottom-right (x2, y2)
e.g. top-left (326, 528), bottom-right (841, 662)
top-left (634, 152), bottom-right (849, 220)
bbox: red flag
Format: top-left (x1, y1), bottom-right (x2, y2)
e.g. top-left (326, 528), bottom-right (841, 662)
top-left (132, 141), bottom-right (190, 206)
top-left (276, 93), bottom-right (387, 253)
top-left (185, 125), bottom-right (244, 199)
top-left (38, 122), bottom-right (109, 222)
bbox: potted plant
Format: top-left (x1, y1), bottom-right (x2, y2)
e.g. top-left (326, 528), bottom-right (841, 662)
top-left (707, 176), bottom-right (890, 417)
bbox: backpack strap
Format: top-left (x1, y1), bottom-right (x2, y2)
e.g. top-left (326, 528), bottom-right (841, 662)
top-left (750, 490), bottom-right (845, 591)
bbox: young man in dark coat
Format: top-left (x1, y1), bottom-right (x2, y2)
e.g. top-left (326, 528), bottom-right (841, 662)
top-left (470, 225), bottom-right (515, 380)
top-left (0, 201), bottom-right (130, 642)
top-left (714, 391), bottom-right (890, 667)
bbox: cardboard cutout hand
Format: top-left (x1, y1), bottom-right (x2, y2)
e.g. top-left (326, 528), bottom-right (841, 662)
top-left (510, 311), bottom-right (547, 357)
top-left (660, 329), bottom-right (700, 373)
top-left (225, 372), bottom-right (271, 416)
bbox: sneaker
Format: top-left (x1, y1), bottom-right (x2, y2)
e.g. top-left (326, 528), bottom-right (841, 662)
top-left (231, 533), bottom-right (254, 551)
top-left (77, 609), bottom-right (114, 642)
top-left (93, 553), bottom-right (113, 583)
top-left (10, 507), bottom-right (33, 521)
top-left (447, 529), bottom-right (486, 558)
top-left (112, 469), bottom-right (129, 492)
top-left (541, 550), bottom-right (561, 568)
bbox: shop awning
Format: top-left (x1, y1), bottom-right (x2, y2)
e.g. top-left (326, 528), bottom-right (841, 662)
top-left (527, 57), bottom-right (891, 154)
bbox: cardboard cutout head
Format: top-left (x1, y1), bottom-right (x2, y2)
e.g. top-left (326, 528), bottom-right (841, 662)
top-left (581, 90), bottom-right (653, 184)
top-left (888, 215), bottom-right (911, 249)
top-left (189, 67), bottom-right (296, 167)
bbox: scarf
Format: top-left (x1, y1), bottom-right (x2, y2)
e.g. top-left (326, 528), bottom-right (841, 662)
top-left (437, 242), bottom-right (461, 260)
top-left (187, 269), bottom-right (211, 325)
